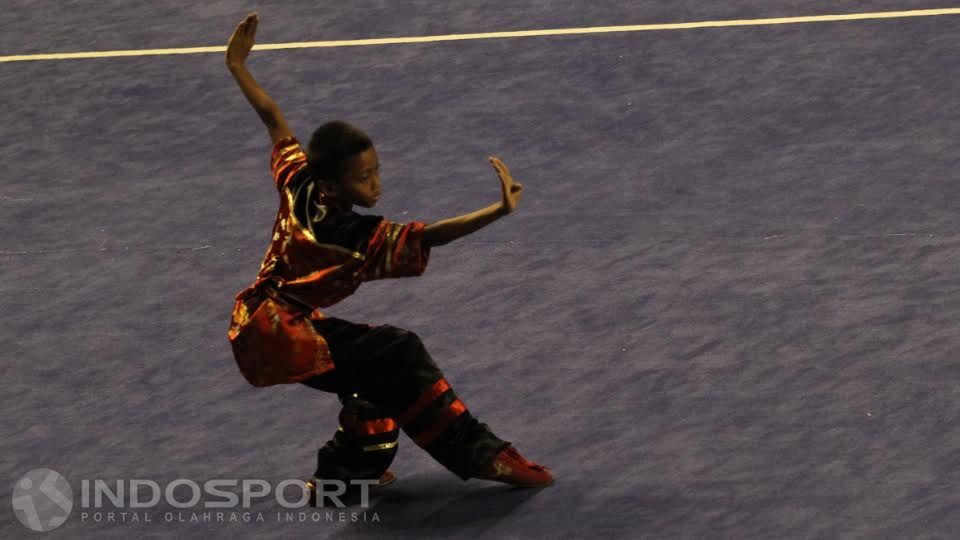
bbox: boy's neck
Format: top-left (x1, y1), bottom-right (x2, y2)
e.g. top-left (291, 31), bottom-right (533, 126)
top-left (320, 194), bottom-right (352, 212)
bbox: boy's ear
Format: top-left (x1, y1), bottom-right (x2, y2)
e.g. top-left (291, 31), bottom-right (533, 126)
top-left (317, 181), bottom-right (338, 197)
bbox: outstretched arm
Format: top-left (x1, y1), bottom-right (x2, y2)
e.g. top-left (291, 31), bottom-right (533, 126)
top-left (225, 13), bottom-right (293, 145)
top-left (422, 157), bottom-right (524, 247)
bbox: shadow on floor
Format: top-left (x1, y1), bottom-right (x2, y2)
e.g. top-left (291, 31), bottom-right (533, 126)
top-left (329, 473), bottom-right (548, 538)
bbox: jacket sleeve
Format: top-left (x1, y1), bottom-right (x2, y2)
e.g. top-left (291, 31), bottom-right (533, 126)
top-left (355, 220), bottom-right (431, 281)
top-left (270, 136), bottom-right (308, 191)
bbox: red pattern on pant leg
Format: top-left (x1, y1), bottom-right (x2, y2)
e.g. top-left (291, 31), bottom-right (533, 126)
top-left (413, 399), bottom-right (467, 447)
top-left (397, 378), bottom-right (451, 426)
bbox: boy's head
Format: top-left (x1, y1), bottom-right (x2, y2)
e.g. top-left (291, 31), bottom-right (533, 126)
top-left (306, 120), bottom-right (381, 208)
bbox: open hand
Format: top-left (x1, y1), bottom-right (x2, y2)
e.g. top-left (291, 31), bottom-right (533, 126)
top-left (226, 13), bottom-right (259, 66)
top-left (489, 156), bottom-right (523, 214)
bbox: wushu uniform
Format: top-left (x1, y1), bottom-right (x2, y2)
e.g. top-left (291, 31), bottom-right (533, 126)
top-left (228, 137), bottom-right (509, 482)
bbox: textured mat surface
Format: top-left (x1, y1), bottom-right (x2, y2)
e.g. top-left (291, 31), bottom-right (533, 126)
top-left (3, 2), bottom-right (960, 538)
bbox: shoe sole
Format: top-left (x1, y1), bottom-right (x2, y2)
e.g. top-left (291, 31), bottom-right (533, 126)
top-left (305, 470), bottom-right (397, 492)
top-left (476, 473), bottom-right (556, 488)
top-left (376, 470), bottom-right (397, 488)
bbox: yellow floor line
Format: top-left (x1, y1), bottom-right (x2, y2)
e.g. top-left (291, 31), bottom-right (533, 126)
top-left (2, 7), bottom-right (960, 63)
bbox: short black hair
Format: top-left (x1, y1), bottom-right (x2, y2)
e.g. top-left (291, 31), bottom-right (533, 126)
top-left (306, 121), bottom-right (373, 184)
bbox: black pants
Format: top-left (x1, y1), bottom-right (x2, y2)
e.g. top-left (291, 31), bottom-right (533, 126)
top-left (301, 318), bottom-right (509, 481)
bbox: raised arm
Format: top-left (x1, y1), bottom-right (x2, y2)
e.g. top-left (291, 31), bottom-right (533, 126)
top-left (422, 157), bottom-right (524, 247)
top-left (225, 13), bottom-right (293, 145)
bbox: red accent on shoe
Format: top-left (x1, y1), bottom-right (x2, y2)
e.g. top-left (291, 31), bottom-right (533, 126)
top-left (377, 470), bottom-right (397, 487)
top-left (476, 446), bottom-right (554, 487)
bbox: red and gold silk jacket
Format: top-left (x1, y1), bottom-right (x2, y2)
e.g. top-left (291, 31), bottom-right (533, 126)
top-left (227, 136), bottom-right (430, 387)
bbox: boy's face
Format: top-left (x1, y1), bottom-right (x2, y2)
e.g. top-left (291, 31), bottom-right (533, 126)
top-left (334, 147), bottom-right (381, 208)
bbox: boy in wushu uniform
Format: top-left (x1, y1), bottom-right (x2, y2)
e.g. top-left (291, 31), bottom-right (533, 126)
top-left (224, 13), bottom-right (554, 491)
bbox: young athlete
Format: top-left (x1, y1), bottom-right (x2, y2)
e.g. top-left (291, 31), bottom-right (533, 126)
top-left (224, 13), bottom-right (554, 494)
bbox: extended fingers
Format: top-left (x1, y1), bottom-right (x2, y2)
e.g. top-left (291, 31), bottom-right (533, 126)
top-left (235, 13), bottom-right (257, 33)
top-left (488, 156), bottom-right (511, 178)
